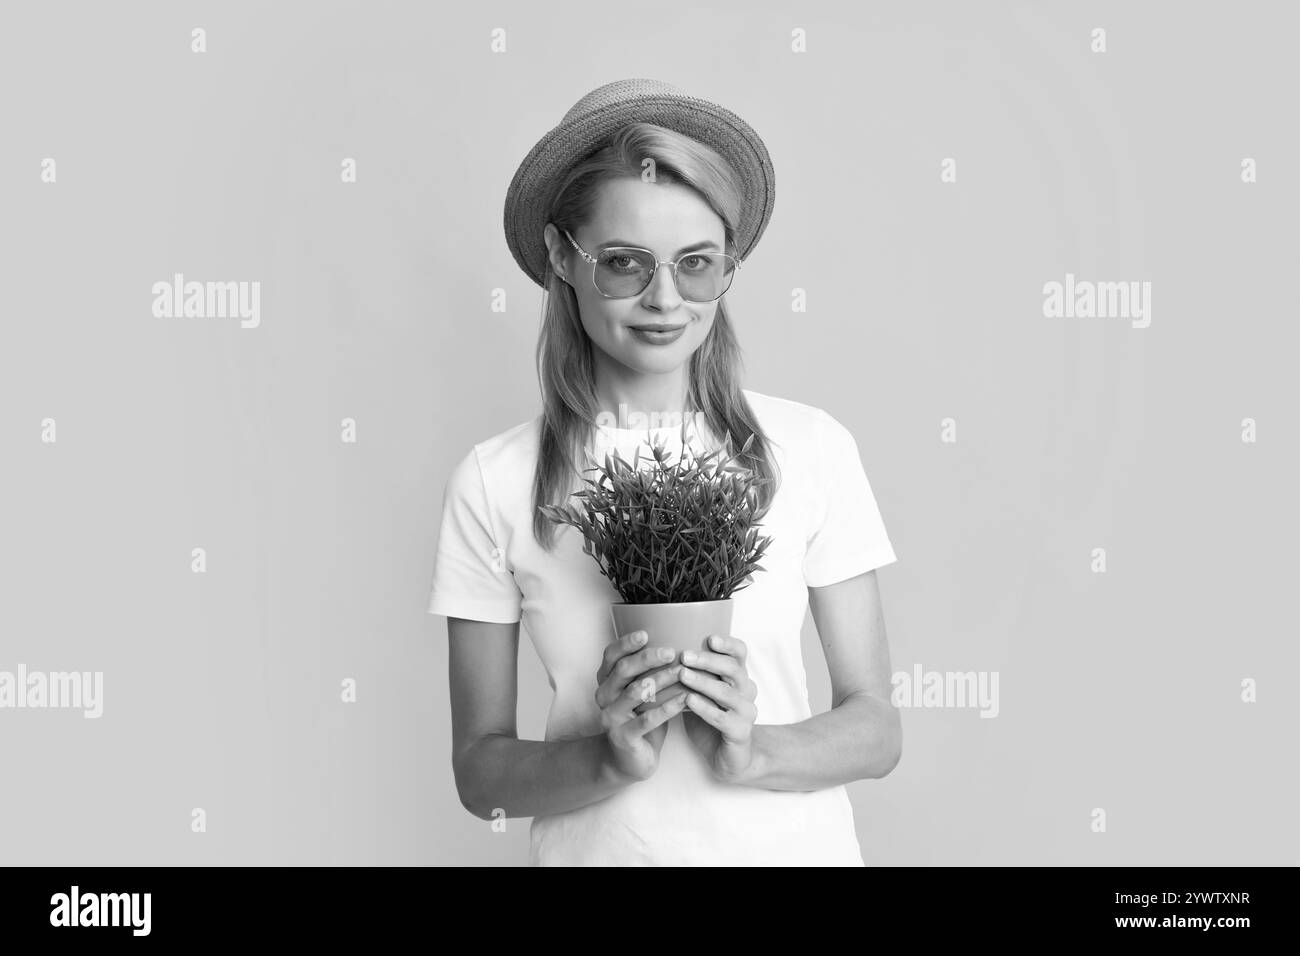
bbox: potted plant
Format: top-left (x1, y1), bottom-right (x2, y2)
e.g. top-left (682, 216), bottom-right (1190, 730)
top-left (539, 420), bottom-right (774, 710)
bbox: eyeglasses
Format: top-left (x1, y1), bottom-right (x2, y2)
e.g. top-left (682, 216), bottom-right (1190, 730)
top-left (562, 229), bottom-right (740, 303)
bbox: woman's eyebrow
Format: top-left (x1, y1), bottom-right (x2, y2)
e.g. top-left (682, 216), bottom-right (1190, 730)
top-left (597, 238), bottom-right (721, 254)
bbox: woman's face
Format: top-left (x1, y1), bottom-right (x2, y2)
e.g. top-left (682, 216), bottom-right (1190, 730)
top-left (551, 177), bottom-right (727, 379)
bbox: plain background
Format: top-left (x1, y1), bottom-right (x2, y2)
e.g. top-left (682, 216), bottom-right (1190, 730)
top-left (1, 0), bottom-right (1296, 865)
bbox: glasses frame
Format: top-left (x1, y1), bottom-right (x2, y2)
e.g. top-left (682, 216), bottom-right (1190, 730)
top-left (561, 229), bottom-right (741, 303)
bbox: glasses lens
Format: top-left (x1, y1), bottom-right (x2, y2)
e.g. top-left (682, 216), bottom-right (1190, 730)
top-left (594, 249), bottom-right (657, 297)
top-left (592, 249), bottom-right (738, 301)
top-left (675, 253), bottom-right (736, 302)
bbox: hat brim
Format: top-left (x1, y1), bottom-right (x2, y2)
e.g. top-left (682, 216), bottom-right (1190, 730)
top-left (504, 94), bottom-right (775, 287)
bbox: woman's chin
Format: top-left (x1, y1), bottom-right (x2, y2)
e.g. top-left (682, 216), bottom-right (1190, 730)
top-left (621, 352), bottom-right (692, 376)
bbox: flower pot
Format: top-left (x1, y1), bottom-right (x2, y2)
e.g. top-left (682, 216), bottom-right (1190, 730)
top-left (610, 599), bottom-right (734, 711)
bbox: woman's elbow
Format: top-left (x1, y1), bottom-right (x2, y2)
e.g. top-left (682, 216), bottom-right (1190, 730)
top-left (862, 702), bottom-right (903, 779)
top-left (456, 779), bottom-right (492, 821)
top-left (873, 728), bottom-right (902, 778)
top-left (452, 742), bottom-right (494, 820)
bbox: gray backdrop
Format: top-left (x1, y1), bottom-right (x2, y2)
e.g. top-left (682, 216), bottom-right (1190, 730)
top-left (1, 0), bottom-right (1296, 866)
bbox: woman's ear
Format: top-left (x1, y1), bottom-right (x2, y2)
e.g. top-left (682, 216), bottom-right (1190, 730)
top-left (542, 223), bottom-right (570, 283)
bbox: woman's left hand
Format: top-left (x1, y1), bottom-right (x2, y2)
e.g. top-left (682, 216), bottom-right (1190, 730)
top-left (679, 634), bottom-right (759, 784)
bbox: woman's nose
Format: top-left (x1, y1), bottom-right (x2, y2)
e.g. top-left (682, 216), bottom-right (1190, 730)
top-left (640, 263), bottom-right (683, 311)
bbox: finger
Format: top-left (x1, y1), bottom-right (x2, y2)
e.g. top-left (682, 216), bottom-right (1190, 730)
top-left (614, 645), bottom-right (679, 683)
top-left (610, 665), bottom-right (682, 723)
top-left (626, 692), bottom-right (689, 738)
top-left (623, 664), bottom-right (681, 708)
top-left (679, 666), bottom-right (754, 714)
top-left (601, 629), bottom-right (648, 676)
top-left (680, 647), bottom-right (746, 687)
top-left (596, 645), bottom-right (677, 708)
top-left (631, 677), bottom-right (688, 716)
top-left (607, 645), bottom-right (677, 692)
top-left (683, 691), bottom-right (748, 741)
top-left (703, 633), bottom-right (747, 668)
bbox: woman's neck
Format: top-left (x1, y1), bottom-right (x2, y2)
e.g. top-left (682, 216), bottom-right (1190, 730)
top-left (592, 370), bottom-right (692, 421)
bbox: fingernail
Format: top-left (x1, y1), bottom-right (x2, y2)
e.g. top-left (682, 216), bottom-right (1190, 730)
top-left (634, 631), bottom-right (647, 644)
top-left (658, 647), bottom-right (674, 661)
top-left (682, 650), bottom-right (696, 664)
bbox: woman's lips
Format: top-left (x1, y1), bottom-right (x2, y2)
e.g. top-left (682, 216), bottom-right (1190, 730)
top-left (629, 325), bottom-right (686, 345)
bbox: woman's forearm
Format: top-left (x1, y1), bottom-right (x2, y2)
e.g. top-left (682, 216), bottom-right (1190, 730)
top-left (455, 732), bottom-right (632, 820)
top-left (742, 692), bottom-right (902, 791)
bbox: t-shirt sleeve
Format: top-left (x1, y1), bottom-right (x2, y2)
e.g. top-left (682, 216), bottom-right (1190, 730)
top-left (426, 446), bottom-right (523, 624)
top-left (802, 410), bottom-right (898, 587)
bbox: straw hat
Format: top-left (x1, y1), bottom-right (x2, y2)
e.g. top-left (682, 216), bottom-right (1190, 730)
top-left (503, 78), bottom-right (776, 288)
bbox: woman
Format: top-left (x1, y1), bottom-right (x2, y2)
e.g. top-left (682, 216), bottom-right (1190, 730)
top-left (427, 78), bottom-right (902, 866)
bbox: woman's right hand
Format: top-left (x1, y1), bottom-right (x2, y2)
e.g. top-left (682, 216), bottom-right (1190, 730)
top-left (595, 630), bottom-right (687, 782)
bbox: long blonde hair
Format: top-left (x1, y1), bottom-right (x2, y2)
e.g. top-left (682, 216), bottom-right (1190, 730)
top-left (531, 122), bottom-right (781, 551)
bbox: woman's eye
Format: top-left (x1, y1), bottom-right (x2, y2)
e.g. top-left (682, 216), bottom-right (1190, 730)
top-left (680, 254), bottom-right (713, 272)
top-left (605, 255), bottom-right (639, 272)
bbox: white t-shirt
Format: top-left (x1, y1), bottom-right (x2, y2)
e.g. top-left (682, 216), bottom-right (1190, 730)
top-left (426, 388), bottom-right (898, 865)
